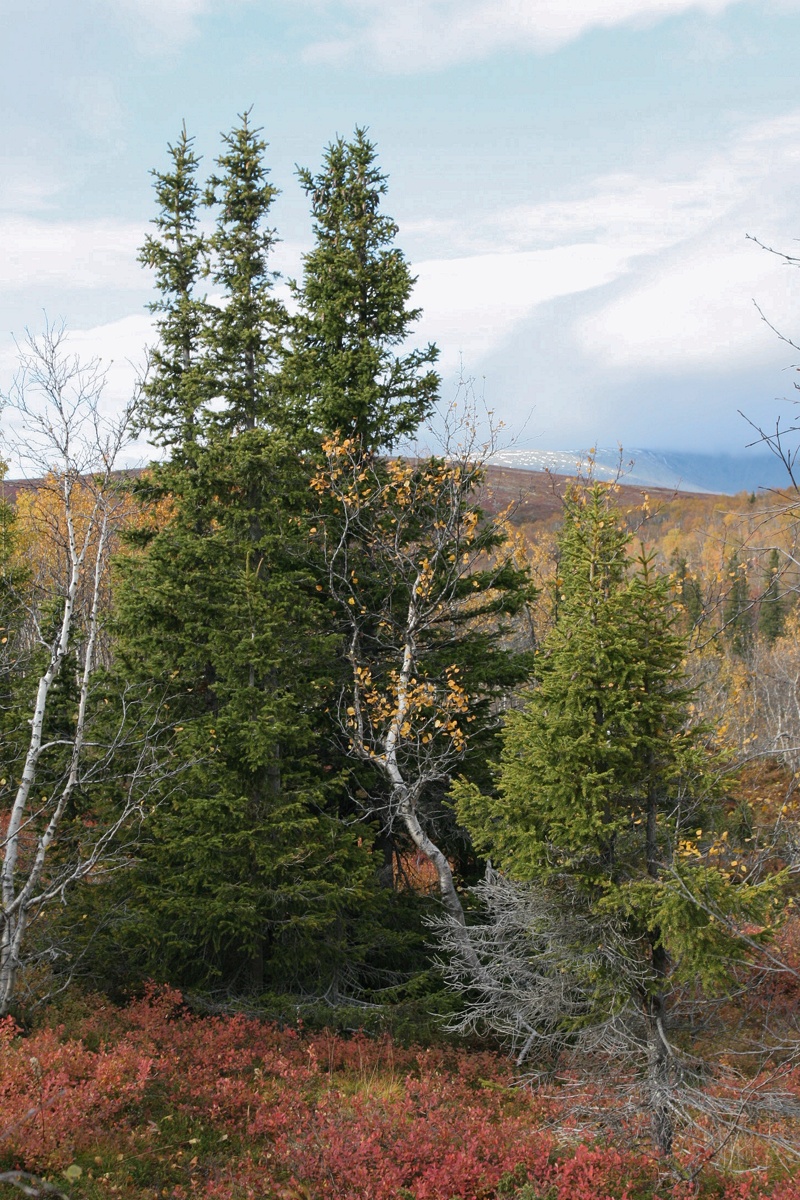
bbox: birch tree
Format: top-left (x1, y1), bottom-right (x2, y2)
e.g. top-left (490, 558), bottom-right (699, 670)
top-left (311, 413), bottom-right (533, 928)
top-left (0, 325), bottom-right (165, 1015)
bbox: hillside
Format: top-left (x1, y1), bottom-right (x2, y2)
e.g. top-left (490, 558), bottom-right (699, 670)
top-left (477, 461), bottom-right (715, 527)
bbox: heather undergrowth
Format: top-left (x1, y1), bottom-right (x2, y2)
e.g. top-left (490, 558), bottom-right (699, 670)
top-left (0, 987), bottom-right (798, 1200)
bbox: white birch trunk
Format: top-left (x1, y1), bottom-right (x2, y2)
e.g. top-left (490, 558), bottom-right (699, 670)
top-left (0, 323), bottom-right (143, 1016)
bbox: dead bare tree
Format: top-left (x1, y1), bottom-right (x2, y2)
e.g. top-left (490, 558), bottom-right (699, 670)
top-left (433, 868), bottom-right (650, 1066)
top-left (435, 869), bottom-right (800, 1169)
top-left (0, 323), bottom-right (170, 1016)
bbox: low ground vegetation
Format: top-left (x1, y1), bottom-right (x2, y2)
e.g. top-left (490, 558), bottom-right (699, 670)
top-left (1, 986), bottom-right (800, 1200)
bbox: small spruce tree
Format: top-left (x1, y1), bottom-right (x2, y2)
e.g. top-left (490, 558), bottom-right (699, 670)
top-left (758, 547), bottom-right (785, 644)
top-left (670, 551), bottom-right (704, 629)
top-left (455, 481), bottom-right (778, 1154)
top-left (723, 550), bottom-right (753, 657)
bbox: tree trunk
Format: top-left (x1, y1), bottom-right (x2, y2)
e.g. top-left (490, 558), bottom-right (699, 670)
top-left (644, 769), bottom-right (673, 1154)
top-left (645, 943), bottom-right (673, 1155)
top-left (395, 785), bottom-right (466, 926)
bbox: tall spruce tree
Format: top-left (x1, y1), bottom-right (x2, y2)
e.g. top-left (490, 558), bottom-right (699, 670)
top-left (110, 119), bottom-right (376, 995)
top-left (284, 128), bottom-right (439, 451)
top-left (455, 481), bottom-right (778, 1154)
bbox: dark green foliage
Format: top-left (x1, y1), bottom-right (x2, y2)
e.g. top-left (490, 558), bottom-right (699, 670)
top-left (107, 120), bottom-right (441, 999)
top-left (758, 547), bottom-right (785, 643)
top-left (0, 481), bottom-right (23, 730)
top-left (113, 428), bottom-right (377, 993)
top-left (139, 125), bottom-right (211, 454)
top-left (0, 481), bottom-right (27, 843)
top-left (284, 128), bottom-right (439, 451)
top-left (671, 552), bottom-right (704, 629)
top-left (204, 111), bottom-right (286, 433)
top-left (724, 550), bottom-right (753, 658)
top-left (455, 482), bottom-right (778, 986)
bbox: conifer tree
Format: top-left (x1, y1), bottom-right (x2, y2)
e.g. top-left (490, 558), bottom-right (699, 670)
top-left (455, 481), bottom-right (778, 1154)
top-left (724, 550), bottom-right (753, 657)
top-left (758, 547), bottom-right (785, 643)
top-left (112, 120), bottom-right (375, 995)
top-left (138, 125), bottom-right (210, 455)
top-left (670, 552), bottom-right (703, 629)
top-left (284, 128), bottom-right (439, 451)
top-left (204, 110), bottom-right (286, 432)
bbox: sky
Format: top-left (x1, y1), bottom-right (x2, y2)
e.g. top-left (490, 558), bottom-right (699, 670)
top-left (3, 0), bottom-right (800, 468)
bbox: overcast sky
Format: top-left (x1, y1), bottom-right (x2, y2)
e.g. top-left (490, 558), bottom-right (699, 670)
top-left (3, 0), bottom-right (800, 464)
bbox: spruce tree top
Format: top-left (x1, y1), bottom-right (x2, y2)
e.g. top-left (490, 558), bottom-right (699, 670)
top-left (139, 125), bottom-right (210, 452)
top-left (205, 111), bottom-right (286, 433)
top-left (286, 128), bottom-right (439, 452)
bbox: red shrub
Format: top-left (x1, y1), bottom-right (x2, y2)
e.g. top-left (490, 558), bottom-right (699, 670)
top-left (1, 988), bottom-right (798, 1199)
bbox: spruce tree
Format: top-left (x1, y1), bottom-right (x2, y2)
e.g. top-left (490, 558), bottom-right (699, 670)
top-left (723, 550), bottom-right (753, 657)
top-left (204, 110), bottom-right (286, 432)
top-left (758, 547), bottom-right (785, 643)
top-left (284, 128), bottom-right (439, 451)
top-left (111, 121), bottom-right (376, 995)
top-left (455, 481), bottom-right (778, 1153)
top-left (138, 125), bottom-right (210, 455)
top-left (670, 551), bottom-right (703, 629)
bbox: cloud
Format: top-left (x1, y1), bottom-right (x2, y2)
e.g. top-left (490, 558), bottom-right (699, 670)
top-left (576, 115), bottom-right (800, 372)
top-left (396, 110), bottom-right (800, 384)
top-left (577, 232), bottom-right (800, 372)
top-left (302, 0), bottom-right (748, 72)
top-left (0, 160), bottom-right (65, 214)
top-left (101, 0), bottom-right (253, 49)
top-left (106, 0), bottom-right (212, 40)
top-left (413, 243), bottom-right (633, 371)
top-left (0, 218), bottom-right (147, 293)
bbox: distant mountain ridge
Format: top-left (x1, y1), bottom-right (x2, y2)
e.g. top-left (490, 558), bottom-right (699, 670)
top-left (489, 448), bottom-right (791, 496)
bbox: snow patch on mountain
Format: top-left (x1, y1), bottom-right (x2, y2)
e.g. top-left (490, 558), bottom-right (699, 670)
top-left (489, 447), bottom-right (790, 496)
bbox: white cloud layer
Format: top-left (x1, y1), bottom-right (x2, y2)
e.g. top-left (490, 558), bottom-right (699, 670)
top-left (0, 160), bottom-right (65, 214)
top-left (94, 0), bottom-right (800, 69)
top-left (104, 0), bottom-right (217, 44)
top-left (407, 110), bottom-right (800, 381)
top-left (0, 218), bottom-right (146, 293)
top-left (4, 110), bottom-right (800, 458)
top-left (413, 244), bottom-right (633, 372)
top-left (303, 0), bottom-right (751, 71)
